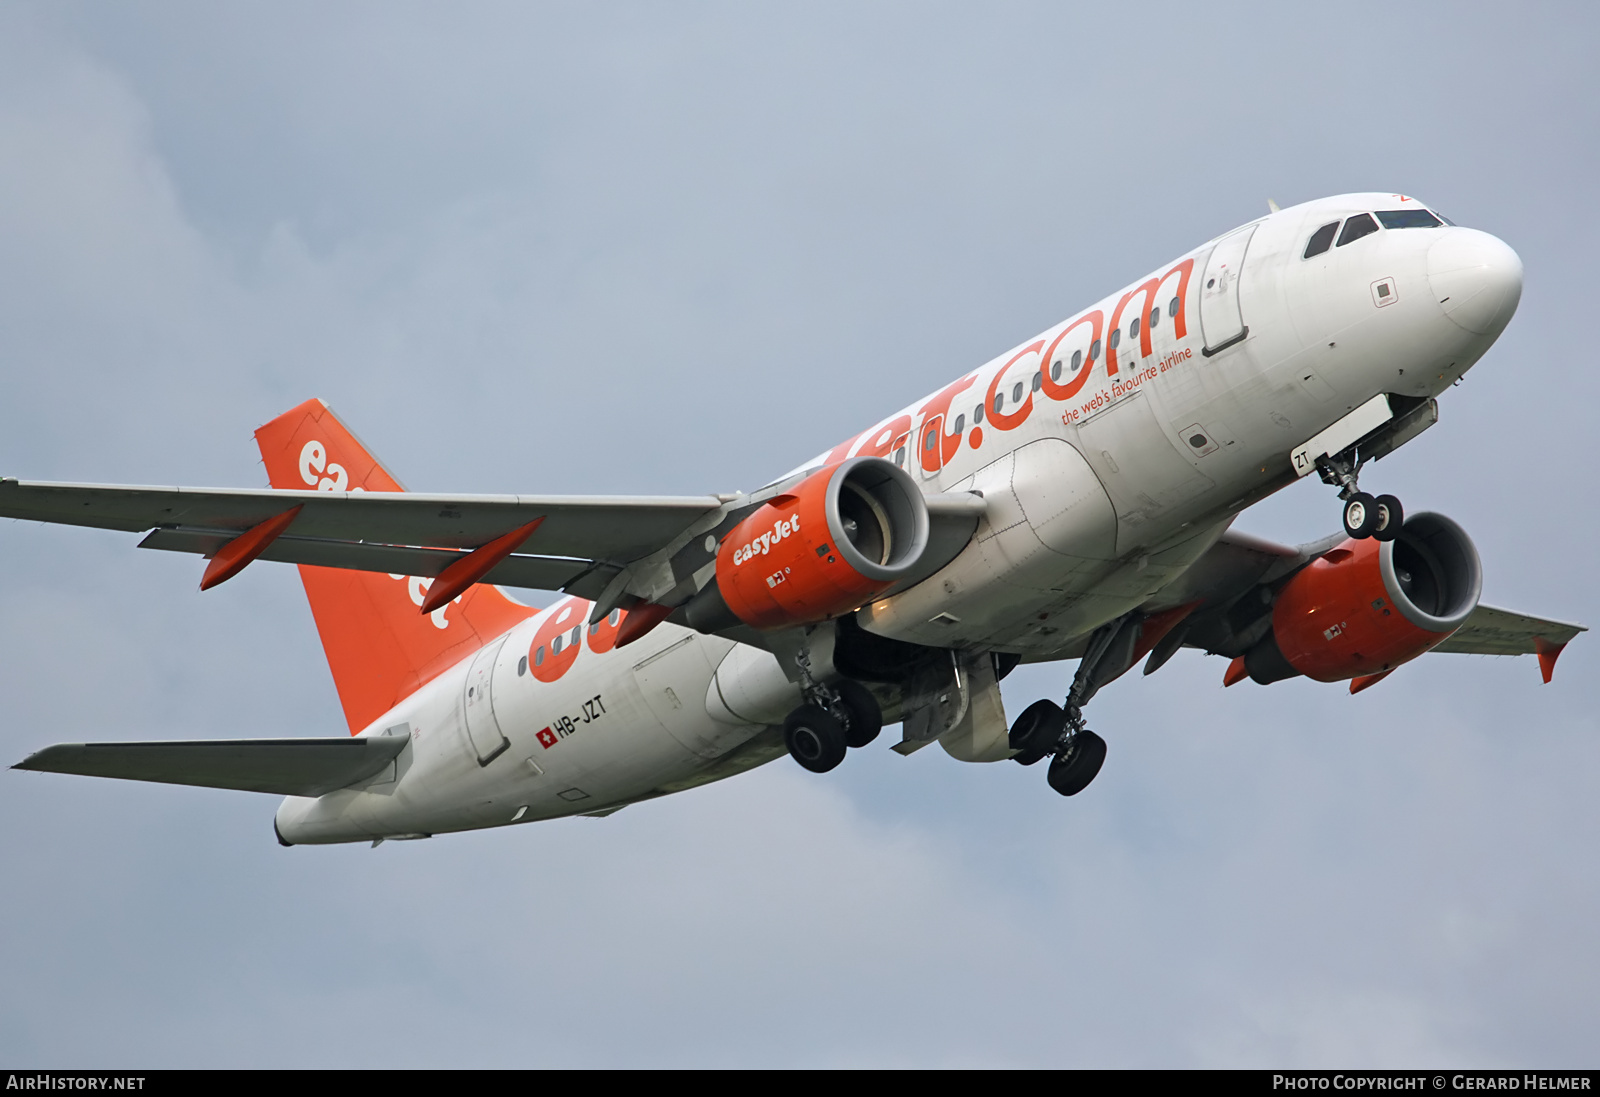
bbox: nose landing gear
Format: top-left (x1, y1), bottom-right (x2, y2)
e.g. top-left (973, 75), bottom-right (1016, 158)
top-left (1341, 492), bottom-right (1403, 540)
top-left (1318, 450), bottom-right (1404, 543)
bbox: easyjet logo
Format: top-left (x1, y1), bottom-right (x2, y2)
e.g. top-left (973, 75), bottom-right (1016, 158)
top-left (299, 438), bottom-right (459, 630)
top-left (299, 440), bottom-right (366, 493)
top-left (398, 574), bottom-right (460, 630)
top-left (824, 256), bottom-right (1197, 467)
top-left (731, 513), bottom-right (801, 566)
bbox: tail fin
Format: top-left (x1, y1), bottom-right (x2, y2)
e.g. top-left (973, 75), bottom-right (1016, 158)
top-left (255, 399), bottom-right (535, 734)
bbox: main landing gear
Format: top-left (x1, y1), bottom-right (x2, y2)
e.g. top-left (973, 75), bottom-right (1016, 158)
top-left (1317, 448), bottom-right (1404, 542)
top-left (782, 647), bottom-right (882, 774)
top-left (1008, 622), bottom-right (1117, 797)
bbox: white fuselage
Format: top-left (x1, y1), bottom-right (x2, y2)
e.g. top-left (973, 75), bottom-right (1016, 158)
top-left (276, 192), bottom-right (1522, 844)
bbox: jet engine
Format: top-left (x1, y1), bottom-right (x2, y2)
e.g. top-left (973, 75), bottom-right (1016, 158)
top-left (1243, 512), bottom-right (1482, 684)
top-left (689, 456), bottom-right (930, 631)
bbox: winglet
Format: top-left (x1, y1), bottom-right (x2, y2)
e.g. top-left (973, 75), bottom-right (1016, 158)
top-left (1534, 636), bottom-right (1567, 684)
top-left (1223, 656), bottom-right (1249, 687)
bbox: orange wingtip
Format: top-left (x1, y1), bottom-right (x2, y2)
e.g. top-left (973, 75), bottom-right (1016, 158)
top-left (1534, 636), bottom-right (1567, 684)
top-left (1223, 656), bottom-right (1249, 687)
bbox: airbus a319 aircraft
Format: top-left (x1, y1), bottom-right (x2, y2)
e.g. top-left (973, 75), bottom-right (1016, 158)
top-left (6, 193), bottom-right (1585, 845)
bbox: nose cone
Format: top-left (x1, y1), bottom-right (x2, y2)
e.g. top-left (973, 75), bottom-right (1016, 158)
top-left (1427, 229), bottom-right (1523, 336)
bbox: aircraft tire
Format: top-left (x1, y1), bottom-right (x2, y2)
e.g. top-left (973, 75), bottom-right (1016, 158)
top-left (1046, 730), bottom-right (1107, 796)
top-left (1343, 493), bottom-right (1379, 539)
top-left (784, 705), bottom-right (849, 773)
top-left (1009, 699), bottom-right (1066, 764)
top-left (835, 679), bottom-right (883, 748)
top-left (1372, 494), bottom-right (1404, 542)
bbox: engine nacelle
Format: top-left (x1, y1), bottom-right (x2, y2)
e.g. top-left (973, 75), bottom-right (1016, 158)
top-left (1244, 512), bottom-right (1482, 684)
top-left (705, 457), bottom-right (929, 631)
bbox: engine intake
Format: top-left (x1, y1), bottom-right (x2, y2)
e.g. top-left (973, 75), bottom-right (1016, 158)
top-left (1244, 511), bottom-right (1481, 684)
top-left (696, 457), bottom-right (929, 631)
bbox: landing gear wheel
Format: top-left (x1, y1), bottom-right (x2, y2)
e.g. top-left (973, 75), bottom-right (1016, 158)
top-left (1046, 730), bottom-right (1107, 796)
top-left (834, 679), bottom-right (883, 748)
top-left (1372, 494), bottom-right (1404, 542)
top-left (1009, 699), bottom-right (1066, 766)
top-left (784, 705), bottom-right (848, 773)
top-left (1343, 492), bottom-right (1379, 539)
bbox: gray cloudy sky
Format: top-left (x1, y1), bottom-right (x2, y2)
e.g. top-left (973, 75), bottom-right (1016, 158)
top-left (1, 1), bottom-right (1596, 1068)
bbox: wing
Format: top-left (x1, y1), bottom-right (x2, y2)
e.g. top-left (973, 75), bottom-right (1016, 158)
top-left (0, 476), bottom-right (727, 600)
top-left (1430, 603), bottom-right (1586, 681)
top-left (1156, 531), bottom-right (1585, 682)
top-left (11, 735), bottom-right (409, 797)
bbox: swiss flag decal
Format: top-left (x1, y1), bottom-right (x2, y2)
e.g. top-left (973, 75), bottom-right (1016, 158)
top-left (537, 727), bottom-right (558, 749)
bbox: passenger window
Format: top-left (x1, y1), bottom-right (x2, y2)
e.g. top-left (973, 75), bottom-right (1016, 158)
top-left (1090, 338), bottom-right (1101, 360)
top-left (552, 635), bottom-right (564, 655)
top-left (1168, 296), bottom-right (1179, 318)
top-left (1109, 329), bottom-right (1121, 350)
top-left (1072, 349), bottom-right (1083, 372)
top-left (1149, 308), bottom-right (1159, 329)
top-left (1129, 317), bottom-right (1141, 340)
top-left (534, 646), bottom-right (546, 667)
top-left (973, 403), bottom-right (984, 424)
top-left (953, 413), bottom-right (965, 435)
top-left (518, 655), bottom-right (528, 677)
top-left (893, 446), bottom-right (906, 467)
top-left (1011, 382), bottom-right (1024, 403)
top-left (1337, 213), bottom-right (1379, 247)
top-left (1051, 359), bottom-right (1062, 381)
top-left (993, 393), bottom-right (1004, 414)
top-left (924, 427), bottom-right (937, 451)
top-left (1376, 209), bottom-right (1443, 229)
top-left (1304, 221), bottom-right (1340, 258)
top-left (1030, 371), bottom-right (1042, 392)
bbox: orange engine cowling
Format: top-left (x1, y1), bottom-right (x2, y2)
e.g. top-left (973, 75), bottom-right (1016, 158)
top-left (1244, 512), bottom-right (1482, 684)
top-left (697, 457), bottom-right (930, 631)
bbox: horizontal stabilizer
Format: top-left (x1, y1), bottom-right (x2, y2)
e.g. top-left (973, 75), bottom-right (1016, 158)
top-left (12, 735), bottom-right (409, 797)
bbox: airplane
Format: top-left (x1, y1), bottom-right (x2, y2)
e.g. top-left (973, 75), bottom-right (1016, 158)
top-left (6, 192), bottom-right (1585, 846)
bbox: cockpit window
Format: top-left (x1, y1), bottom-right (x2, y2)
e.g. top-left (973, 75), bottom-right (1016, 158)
top-left (1376, 209), bottom-right (1443, 229)
top-left (1336, 213), bottom-right (1379, 247)
top-left (1304, 221), bottom-right (1340, 258)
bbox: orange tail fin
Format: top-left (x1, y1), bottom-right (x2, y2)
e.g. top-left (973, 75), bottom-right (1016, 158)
top-left (254, 399), bottom-right (535, 734)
